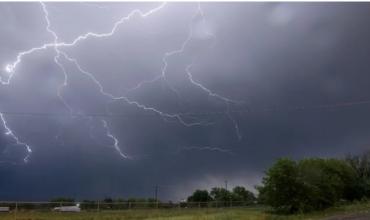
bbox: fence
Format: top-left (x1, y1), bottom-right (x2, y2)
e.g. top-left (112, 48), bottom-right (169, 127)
top-left (0, 200), bottom-right (256, 212)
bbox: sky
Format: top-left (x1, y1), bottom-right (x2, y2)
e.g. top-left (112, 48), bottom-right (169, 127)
top-left (1, 2), bottom-right (370, 201)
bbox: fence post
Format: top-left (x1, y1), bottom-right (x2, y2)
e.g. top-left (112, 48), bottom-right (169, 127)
top-left (97, 201), bottom-right (100, 212)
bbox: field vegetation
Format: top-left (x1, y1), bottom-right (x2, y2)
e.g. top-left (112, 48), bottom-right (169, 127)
top-left (1, 202), bottom-right (370, 220)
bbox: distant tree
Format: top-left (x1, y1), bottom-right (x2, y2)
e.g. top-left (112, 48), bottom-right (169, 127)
top-left (187, 190), bottom-right (212, 203)
top-left (210, 187), bottom-right (232, 207)
top-left (103, 198), bottom-right (113, 203)
top-left (101, 197), bottom-right (114, 209)
top-left (231, 186), bottom-right (256, 204)
top-left (210, 187), bottom-right (232, 201)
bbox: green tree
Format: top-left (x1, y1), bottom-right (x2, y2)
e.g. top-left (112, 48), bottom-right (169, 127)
top-left (346, 151), bottom-right (370, 178)
top-left (257, 157), bottom-right (359, 213)
top-left (231, 186), bottom-right (256, 205)
top-left (257, 158), bottom-right (303, 213)
top-left (187, 190), bottom-right (212, 207)
top-left (346, 151), bottom-right (370, 198)
top-left (297, 158), bottom-right (357, 211)
top-left (210, 187), bottom-right (232, 206)
top-left (187, 190), bottom-right (212, 203)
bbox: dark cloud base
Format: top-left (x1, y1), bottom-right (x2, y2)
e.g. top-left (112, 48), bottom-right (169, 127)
top-left (1, 2), bottom-right (370, 201)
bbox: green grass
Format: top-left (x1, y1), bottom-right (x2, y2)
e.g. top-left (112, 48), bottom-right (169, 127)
top-left (1, 202), bottom-right (370, 220)
top-left (0, 208), bottom-right (266, 220)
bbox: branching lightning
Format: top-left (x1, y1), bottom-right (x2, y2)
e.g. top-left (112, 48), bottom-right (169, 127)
top-left (185, 63), bottom-right (243, 140)
top-left (126, 3), bottom-right (244, 139)
top-left (0, 2), bottom-right (242, 163)
top-left (41, 2), bottom-right (73, 113)
top-left (0, 113), bottom-right (32, 163)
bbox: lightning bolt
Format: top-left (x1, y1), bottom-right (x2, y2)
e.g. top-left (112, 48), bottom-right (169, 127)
top-left (101, 119), bottom-right (129, 159)
top-left (59, 51), bottom-right (210, 128)
top-left (185, 63), bottom-right (243, 140)
top-left (0, 2), bottom-right (244, 162)
top-left (2, 2), bottom-right (167, 84)
top-left (40, 2), bottom-right (73, 113)
top-left (126, 3), bottom-right (244, 139)
top-left (0, 113), bottom-right (32, 163)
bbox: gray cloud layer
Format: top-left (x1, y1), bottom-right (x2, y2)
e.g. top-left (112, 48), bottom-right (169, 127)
top-left (1, 2), bottom-right (370, 201)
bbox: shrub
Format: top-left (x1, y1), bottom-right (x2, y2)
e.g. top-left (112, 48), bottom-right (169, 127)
top-left (257, 158), bottom-right (358, 213)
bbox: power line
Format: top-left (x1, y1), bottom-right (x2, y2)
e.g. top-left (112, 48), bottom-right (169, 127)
top-left (0, 99), bottom-right (370, 118)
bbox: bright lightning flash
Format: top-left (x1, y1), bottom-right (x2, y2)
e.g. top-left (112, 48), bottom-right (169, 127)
top-left (0, 2), bottom-right (242, 163)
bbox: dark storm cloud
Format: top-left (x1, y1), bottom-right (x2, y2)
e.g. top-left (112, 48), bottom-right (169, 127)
top-left (1, 2), bottom-right (370, 201)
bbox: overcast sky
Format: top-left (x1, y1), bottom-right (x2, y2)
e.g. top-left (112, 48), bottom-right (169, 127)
top-left (1, 2), bottom-right (370, 201)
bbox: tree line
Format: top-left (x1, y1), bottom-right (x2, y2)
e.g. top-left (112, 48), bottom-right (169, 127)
top-left (185, 151), bottom-right (370, 214)
top-left (186, 186), bottom-right (256, 207)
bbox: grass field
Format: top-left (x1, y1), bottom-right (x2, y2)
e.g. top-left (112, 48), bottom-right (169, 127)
top-left (1, 203), bottom-right (370, 220)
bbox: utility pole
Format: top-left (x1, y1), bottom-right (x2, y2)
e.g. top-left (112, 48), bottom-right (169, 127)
top-left (154, 185), bottom-right (159, 208)
top-left (225, 180), bottom-right (230, 207)
top-left (154, 185), bottom-right (158, 202)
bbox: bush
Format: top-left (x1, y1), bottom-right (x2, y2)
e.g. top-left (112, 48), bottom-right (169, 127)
top-left (257, 158), bottom-right (359, 213)
top-left (257, 158), bottom-right (302, 213)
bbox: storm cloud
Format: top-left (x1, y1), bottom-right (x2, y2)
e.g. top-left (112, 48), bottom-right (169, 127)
top-left (1, 2), bottom-right (370, 201)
